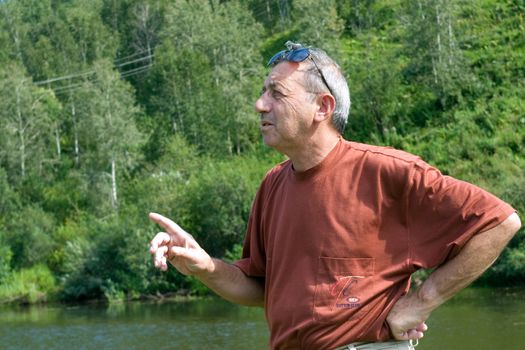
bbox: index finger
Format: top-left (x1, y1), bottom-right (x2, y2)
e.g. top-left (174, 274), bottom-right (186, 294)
top-left (149, 212), bottom-right (193, 242)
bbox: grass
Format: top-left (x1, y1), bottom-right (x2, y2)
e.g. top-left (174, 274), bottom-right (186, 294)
top-left (0, 264), bottom-right (57, 304)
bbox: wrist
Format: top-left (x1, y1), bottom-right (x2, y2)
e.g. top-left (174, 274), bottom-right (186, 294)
top-left (194, 256), bottom-right (217, 280)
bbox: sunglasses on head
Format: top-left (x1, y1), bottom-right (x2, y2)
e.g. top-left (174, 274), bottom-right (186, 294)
top-left (267, 47), bottom-right (333, 96)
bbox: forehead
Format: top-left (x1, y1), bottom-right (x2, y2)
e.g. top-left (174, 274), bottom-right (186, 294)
top-left (264, 61), bottom-right (306, 90)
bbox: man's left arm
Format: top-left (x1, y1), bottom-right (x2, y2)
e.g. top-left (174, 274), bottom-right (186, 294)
top-left (387, 212), bottom-right (521, 340)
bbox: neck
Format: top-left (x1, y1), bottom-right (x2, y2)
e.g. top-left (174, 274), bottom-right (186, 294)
top-left (286, 132), bottom-right (340, 172)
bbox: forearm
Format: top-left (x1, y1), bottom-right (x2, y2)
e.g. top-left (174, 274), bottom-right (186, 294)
top-left (196, 258), bottom-right (265, 307)
top-left (416, 213), bottom-right (521, 311)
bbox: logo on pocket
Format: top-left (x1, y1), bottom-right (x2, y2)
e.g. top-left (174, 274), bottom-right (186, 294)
top-left (330, 276), bottom-right (364, 309)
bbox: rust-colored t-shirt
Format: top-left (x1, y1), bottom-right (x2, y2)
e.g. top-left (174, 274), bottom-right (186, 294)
top-left (234, 139), bottom-right (514, 350)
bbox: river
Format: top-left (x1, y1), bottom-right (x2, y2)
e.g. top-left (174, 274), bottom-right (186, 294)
top-left (1, 288), bottom-right (524, 349)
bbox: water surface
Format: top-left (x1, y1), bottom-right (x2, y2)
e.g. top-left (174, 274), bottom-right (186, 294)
top-left (1, 288), bottom-right (524, 349)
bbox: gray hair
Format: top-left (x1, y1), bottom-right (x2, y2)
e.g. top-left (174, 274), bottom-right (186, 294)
top-left (285, 41), bottom-right (351, 134)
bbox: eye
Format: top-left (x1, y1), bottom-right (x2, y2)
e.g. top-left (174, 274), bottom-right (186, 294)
top-left (272, 90), bottom-right (284, 99)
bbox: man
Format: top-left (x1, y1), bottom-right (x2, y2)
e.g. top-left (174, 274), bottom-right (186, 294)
top-left (149, 42), bottom-right (521, 350)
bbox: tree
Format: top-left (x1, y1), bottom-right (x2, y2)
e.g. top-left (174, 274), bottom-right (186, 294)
top-left (3, 204), bottom-right (56, 269)
top-left (246, 0), bottom-right (292, 33)
top-left (143, 0), bottom-right (264, 156)
top-left (344, 40), bottom-right (405, 142)
top-left (61, 0), bottom-right (118, 66)
top-left (0, 0), bottom-right (29, 63)
top-left (291, 0), bottom-right (344, 54)
top-left (401, 0), bottom-right (467, 110)
top-left (76, 60), bottom-right (143, 210)
top-left (0, 63), bottom-right (59, 182)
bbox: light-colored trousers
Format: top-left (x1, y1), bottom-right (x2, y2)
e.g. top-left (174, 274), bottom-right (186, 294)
top-left (334, 339), bottom-right (418, 350)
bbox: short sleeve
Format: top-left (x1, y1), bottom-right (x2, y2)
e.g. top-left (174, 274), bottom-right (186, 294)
top-left (407, 162), bottom-right (515, 269)
top-left (233, 174), bottom-right (270, 278)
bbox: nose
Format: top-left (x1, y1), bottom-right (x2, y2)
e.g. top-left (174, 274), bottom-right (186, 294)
top-left (254, 93), bottom-right (270, 114)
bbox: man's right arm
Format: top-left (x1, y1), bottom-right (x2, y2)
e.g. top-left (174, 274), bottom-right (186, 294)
top-left (196, 258), bottom-right (264, 307)
top-left (149, 212), bottom-right (264, 307)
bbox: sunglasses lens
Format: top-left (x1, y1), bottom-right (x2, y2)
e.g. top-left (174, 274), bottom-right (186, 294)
top-left (268, 50), bottom-right (286, 66)
top-left (267, 48), bottom-right (311, 66)
top-left (287, 48), bottom-right (310, 62)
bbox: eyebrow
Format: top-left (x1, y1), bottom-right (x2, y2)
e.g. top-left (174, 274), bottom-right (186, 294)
top-left (264, 80), bottom-right (289, 93)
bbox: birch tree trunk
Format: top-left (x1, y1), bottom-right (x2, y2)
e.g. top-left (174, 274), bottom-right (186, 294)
top-left (71, 100), bottom-right (80, 166)
top-left (15, 83), bottom-right (26, 178)
top-left (54, 123), bottom-right (61, 159)
top-left (111, 157), bottom-right (118, 209)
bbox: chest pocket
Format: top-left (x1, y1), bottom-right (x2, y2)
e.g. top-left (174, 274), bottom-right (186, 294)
top-left (313, 257), bottom-right (375, 323)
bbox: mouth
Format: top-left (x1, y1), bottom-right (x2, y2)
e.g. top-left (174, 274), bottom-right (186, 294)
top-left (261, 121), bottom-right (273, 127)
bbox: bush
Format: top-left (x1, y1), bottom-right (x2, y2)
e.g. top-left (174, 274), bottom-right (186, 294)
top-left (3, 205), bottom-right (56, 269)
top-left (0, 241), bottom-right (12, 283)
top-left (0, 264), bottom-right (56, 304)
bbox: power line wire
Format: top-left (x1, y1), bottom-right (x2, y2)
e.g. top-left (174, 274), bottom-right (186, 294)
top-left (120, 64), bottom-right (153, 78)
top-left (113, 48), bottom-right (152, 63)
top-left (114, 54), bottom-right (154, 68)
top-left (52, 63), bottom-right (153, 96)
top-left (34, 69), bottom-right (95, 86)
top-left (33, 52), bottom-right (154, 86)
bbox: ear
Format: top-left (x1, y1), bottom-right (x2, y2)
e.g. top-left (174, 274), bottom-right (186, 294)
top-left (313, 93), bottom-right (336, 123)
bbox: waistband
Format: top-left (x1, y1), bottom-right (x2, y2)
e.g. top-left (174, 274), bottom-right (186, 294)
top-left (334, 339), bottom-right (418, 350)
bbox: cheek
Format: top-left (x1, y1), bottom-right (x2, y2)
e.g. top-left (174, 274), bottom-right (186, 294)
top-left (274, 99), bottom-right (301, 126)
top-left (282, 98), bottom-right (301, 116)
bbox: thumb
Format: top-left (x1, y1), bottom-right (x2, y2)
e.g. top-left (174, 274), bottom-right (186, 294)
top-left (170, 245), bottom-right (191, 258)
top-left (169, 245), bottom-right (206, 263)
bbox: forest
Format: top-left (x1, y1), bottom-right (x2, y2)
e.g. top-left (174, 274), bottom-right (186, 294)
top-left (0, 0), bottom-right (524, 304)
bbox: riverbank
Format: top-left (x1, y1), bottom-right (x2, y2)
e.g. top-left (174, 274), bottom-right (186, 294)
top-left (0, 263), bottom-right (202, 306)
top-left (0, 263), bottom-right (521, 308)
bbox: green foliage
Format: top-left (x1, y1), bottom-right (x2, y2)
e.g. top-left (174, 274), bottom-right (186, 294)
top-left (0, 0), bottom-right (523, 304)
top-left (0, 62), bottom-right (58, 182)
top-left (0, 241), bottom-right (13, 283)
top-left (181, 160), bottom-right (255, 257)
top-left (184, 276), bottom-right (211, 297)
top-left (482, 235), bottom-right (525, 286)
top-left (224, 243), bottom-right (244, 264)
top-left (59, 215), bottom-right (137, 301)
top-left (142, 0), bottom-right (264, 156)
top-left (343, 37), bottom-right (406, 142)
top-left (291, 0), bottom-right (344, 53)
top-left (0, 264), bottom-right (56, 304)
top-left (3, 205), bottom-right (56, 270)
top-left (0, 168), bottom-right (20, 222)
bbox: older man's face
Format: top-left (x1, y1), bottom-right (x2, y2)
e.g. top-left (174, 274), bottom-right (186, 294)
top-left (254, 61), bottom-right (319, 153)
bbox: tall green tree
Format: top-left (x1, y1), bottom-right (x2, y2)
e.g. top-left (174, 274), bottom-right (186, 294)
top-left (3, 205), bottom-right (56, 269)
top-left (0, 63), bottom-right (59, 182)
top-left (76, 60), bottom-right (143, 210)
top-left (291, 0), bottom-right (344, 52)
top-left (144, 0), bottom-right (264, 156)
top-left (246, 0), bottom-right (292, 33)
top-left (0, 0), bottom-right (29, 63)
top-left (401, 0), bottom-right (467, 111)
top-left (344, 39), bottom-right (405, 142)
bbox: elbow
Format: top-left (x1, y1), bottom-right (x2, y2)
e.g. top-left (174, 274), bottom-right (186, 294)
top-left (507, 213), bottom-right (521, 235)
top-left (504, 212), bottom-right (521, 238)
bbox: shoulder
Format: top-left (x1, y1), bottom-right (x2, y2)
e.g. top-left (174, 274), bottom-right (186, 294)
top-left (264, 159), bottom-right (290, 180)
top-left (257, 159), bottom-right (291, 191)
top-left (345, 141), bottom-right (422, 166)
top-left (343, 141), bottom-right (429, 175)
top-left (340, 141), bottom-right (439, 197)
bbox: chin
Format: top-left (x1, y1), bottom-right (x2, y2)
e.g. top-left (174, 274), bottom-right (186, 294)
top-left (261, 135), bottom-right (278, 148)
top-left (261, 138), bottom-right (273, 147)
